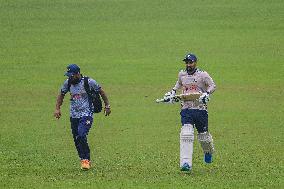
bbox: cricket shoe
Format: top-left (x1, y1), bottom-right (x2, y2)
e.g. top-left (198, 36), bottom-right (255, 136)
top-left (81, 159), bottom-right (91, 170)
top-left (180, 163), bottom-right (191, 172)
top-left (204, 153), bottom-right (213, 163)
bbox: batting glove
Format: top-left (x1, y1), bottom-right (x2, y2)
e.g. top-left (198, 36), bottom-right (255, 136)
top-left (199, 92), bottom-right (210, 104)
top-left (164, 89), bottom-right (176, 99)
top-left (163, 89), bottom-right (176, 103)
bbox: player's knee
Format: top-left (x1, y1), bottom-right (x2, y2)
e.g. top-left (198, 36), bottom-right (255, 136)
top-left (78, 127), bottom-right (89, 138)
top-left (76, 135), bottom-right (87, 144)
top-left (197, 132), bottom-right (214, 154)
top-left (197, 132), bottom-right (213, 142)
top-left (180, 124), bottom-right (194, 141)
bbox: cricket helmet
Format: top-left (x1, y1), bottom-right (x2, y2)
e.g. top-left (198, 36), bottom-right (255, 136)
top-left (183, 53), bottom-right (197, 62)
top-left (64, 64), bottom-right (80, 77)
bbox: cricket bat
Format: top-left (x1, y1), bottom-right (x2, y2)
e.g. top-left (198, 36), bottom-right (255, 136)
top-left (156, 92), bottom-right (201, 103)
top-left (176, 92), bottom-right (202, 101)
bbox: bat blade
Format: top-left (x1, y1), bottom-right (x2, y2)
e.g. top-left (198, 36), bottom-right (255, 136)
top-left (176, 93), bottom-right (201, 101)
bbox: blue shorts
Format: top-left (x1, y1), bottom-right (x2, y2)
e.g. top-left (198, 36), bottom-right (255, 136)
top-left (180, 109), bottom-right (208, 133)
top-left (70, 116), bottom-right (93, 138)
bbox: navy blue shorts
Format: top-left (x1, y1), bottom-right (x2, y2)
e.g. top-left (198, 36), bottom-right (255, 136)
top-left (70, 116), bottom-right (93, 138)
top-left (180, 109), bottom-right (208, 133)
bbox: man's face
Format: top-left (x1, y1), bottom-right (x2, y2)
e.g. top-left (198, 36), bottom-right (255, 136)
top-left (69, 73), bottom-right (81, 84)
top-left (185, 60), bottom-right (197, 71)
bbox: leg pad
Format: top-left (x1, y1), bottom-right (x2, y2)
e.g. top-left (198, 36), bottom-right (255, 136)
top-left (180, 124), bottom-right (194, 167)
top-left (197, 132), bottom-right (214, 154)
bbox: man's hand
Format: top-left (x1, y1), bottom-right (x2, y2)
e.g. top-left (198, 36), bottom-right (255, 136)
top-left (54, 109), bottom-right (61, 119)
top-left (164, 89), bottom-right (176, 101)
top-left (54, 93), bottom-right (64, 119)
top-left (199, 93), bottom-right (210, 104)
top-left (163, 96), bottom-right (180, 104)
top-left (104, 105), bottom-right (111, 116)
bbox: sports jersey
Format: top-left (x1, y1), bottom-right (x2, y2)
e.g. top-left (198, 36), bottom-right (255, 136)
top-left (173, 69), bottom-right (216, 110)
top-left (60, 77), bottom-right (101, 118)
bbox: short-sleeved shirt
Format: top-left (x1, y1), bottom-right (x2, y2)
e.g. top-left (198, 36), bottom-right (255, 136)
top-left (60, 77), bottom-right (101, 118)
top-left (173, 69), bottom-right (216, 110)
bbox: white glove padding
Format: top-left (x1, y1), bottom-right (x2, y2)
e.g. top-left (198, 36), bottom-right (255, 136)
top-left (164, 89), bottom-right (176, 99)
top-left (163, 96), bottom-right (180, 104)
top-left (199, 93), bottom-right (210, 104)
top-left (163, 89), bottom-right (177, 103)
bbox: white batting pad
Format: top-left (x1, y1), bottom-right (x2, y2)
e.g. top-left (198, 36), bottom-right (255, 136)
top-left (180, 124), bottom-right (194, 167)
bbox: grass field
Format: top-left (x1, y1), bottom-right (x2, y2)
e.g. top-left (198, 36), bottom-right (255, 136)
top-left (0, 0), bottom-right (283, 188)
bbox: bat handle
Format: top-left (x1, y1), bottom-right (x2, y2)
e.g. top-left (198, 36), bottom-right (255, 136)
top-left (156, 99), bottom-right (164, 103)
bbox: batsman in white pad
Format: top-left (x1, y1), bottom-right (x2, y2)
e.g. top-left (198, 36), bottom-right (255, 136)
top-left (159, 53), bottom-right (216, 172)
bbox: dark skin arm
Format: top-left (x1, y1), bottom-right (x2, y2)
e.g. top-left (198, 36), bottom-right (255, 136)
top-left (99, 88), bottom-right (111, 116)
top-left (54, 93), bottom-right (65, 119)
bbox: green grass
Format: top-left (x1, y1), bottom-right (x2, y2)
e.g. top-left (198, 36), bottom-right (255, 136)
top-left (0, 0), bottom-right (283, 188)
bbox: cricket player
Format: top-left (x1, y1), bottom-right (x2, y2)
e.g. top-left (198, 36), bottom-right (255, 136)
top-left (54, 64), bottom-right (111, 170)
top-left (163, 53), bottom-right (216, 172)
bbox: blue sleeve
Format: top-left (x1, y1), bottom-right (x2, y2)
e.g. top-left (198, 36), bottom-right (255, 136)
top-left (89, 78), bottom-right (101, 92)
top-left (60, 79), bottom-right (69, 95)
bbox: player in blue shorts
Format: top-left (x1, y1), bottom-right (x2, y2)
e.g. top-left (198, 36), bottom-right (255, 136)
top-left (54, 64), bottom-right (111, 170)
top-left (163, 53), bottom-right (216, 172)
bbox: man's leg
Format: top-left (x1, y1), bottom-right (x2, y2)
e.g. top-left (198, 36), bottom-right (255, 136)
top-left (197, 132), bottom-right (214, 163)
top-left (71, 116), bottom-right (93, 170)
top-left (180, 109), bottom-right (195, 171)
top-left (70, 117), bottom-right (84, 160)
top-left (195, 110), bottom-right (215, 163)
top-left (180, 124), bottom-right (194, 171)
top-left (76, 116), bottom-right (93, 170)
top-left (77, 116), bottom-right (93, 160)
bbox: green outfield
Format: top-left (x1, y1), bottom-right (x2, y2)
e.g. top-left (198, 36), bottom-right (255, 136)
top-left (0, 0), bottom-right (283, 188)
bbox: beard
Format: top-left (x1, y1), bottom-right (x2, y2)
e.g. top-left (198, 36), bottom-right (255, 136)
top-left (69, 77), bottom-right (81, 85)
top-left (186, 66), bottom-right (196, 75)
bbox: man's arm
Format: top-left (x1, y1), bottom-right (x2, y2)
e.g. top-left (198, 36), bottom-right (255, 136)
top-left (99, 88), bottom-right (111, 116)
top-left (199, 72), bottom-right (216, 104)
top-left (204, 73), bottom-right (216, 94)
top-left (173, 79), bottom-right (182, 91)
top-left (54, 93), bottom-right (65, 119)
top-left (173, 71), bottom-right (182, 91)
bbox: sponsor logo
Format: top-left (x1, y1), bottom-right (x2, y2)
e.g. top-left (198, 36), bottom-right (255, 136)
top-left (72, 94), bottom-right (81, 100)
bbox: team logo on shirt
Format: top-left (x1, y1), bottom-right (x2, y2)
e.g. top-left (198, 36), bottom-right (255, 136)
top-left (184, 84), bottom-right (198, 93)
top-left (72, 94), bottom-right (81, 100)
